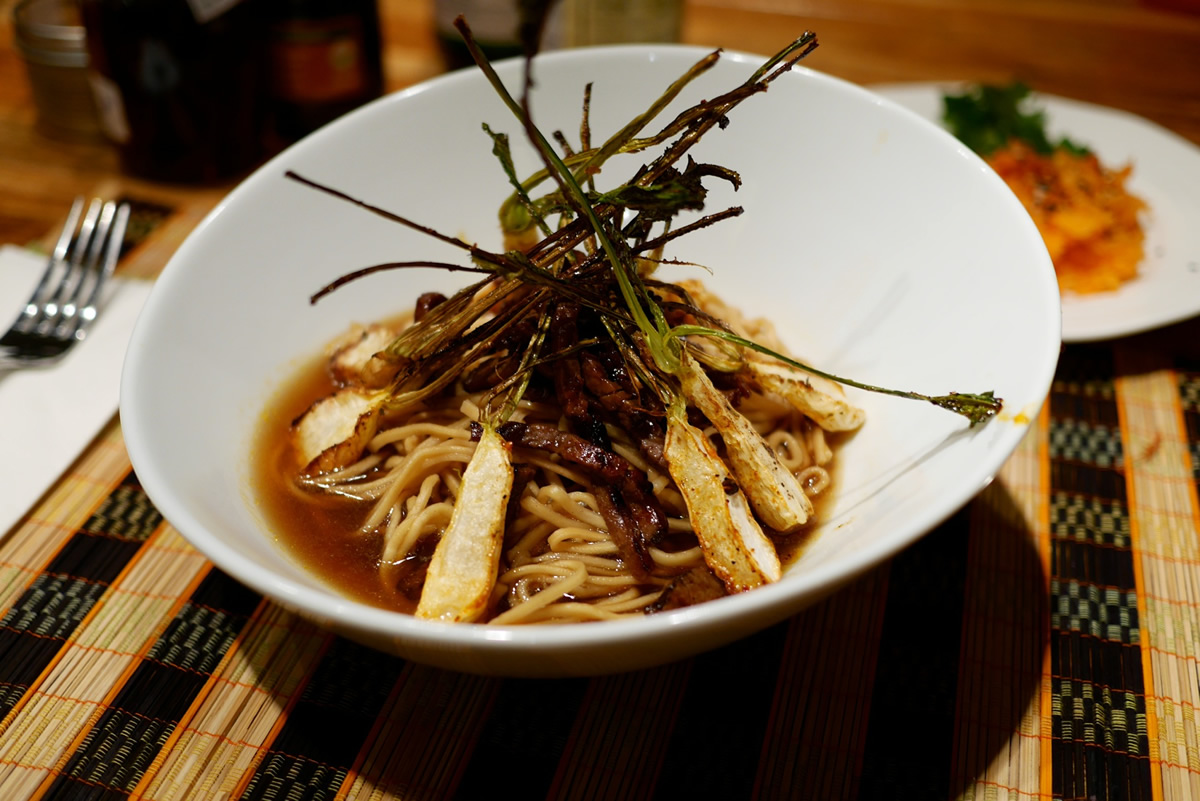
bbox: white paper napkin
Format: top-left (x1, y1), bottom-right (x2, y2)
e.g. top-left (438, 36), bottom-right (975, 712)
top-left (0, 243), bottom-right (153, 535)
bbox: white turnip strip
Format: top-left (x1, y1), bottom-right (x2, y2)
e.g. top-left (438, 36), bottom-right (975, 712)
top-left (292, 387), bottom-right (386, 475)
top-left (664, 404), bottom-right (782, 593)
top-left (328, 323), bottom-right (399, 385)
top-left (746, 359), bottom-right (866, 433)
top-left (415, 425), bottom-right (514, 622)
top-left (679, 352), bottom-right (812, 532)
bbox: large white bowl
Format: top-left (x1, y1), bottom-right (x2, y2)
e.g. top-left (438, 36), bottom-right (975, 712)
top-left (121, 44), bottom-right (1060, 676)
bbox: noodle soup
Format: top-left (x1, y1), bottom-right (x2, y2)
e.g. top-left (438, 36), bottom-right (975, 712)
top-left (254, 285), bottom-right (850, 623)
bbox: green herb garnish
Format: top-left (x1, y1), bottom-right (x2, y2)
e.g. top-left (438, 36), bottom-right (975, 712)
top-left (942, 82), bottom-right (1089, 157)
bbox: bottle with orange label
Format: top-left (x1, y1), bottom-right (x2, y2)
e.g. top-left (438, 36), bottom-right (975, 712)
top-left (266, 0), bottom-right (383, 143)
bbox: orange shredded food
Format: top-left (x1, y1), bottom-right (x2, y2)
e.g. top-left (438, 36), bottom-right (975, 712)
top-left (986, 141), bottom-right (1147, 294)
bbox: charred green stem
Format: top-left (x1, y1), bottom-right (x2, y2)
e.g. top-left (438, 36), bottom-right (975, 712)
top-left (669, 324), bottom-right (1003, 426)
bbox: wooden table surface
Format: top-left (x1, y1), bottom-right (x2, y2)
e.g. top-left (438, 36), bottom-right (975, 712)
top-left (1, 0), bottom-right (1198, 249)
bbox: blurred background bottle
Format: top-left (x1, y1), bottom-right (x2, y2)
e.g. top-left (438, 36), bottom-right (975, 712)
top-left (434, 0), bottom-right (531, 70)
top-left (434, 0), bottom-right (681, 71)
top-left (79, 0), bottom-right (267, 184)
top-left (265, 0), bottom-right (384, 143)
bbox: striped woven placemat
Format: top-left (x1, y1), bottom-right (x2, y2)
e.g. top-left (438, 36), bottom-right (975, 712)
top-left (0, 341), bottom-right (1197, 800)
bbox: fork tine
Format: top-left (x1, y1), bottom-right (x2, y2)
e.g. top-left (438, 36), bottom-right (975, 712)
top-left (17, 196), bottom-right (84, 327)
top-left (51, 196), bottom-right (85, 265)
top-left (36, 199), bottom-right (103, 334)
top-left (0, 196), bottom-right (130, 369)
top-left (72, 201), bottom-right (130, 341)
top-left (56, 200), bottom-right (118, 336)
top-left (0, 196), bottom-right (129, 369)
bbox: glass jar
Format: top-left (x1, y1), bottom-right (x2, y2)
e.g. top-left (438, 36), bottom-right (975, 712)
top-left (13, 0), bottom-right (103, 140)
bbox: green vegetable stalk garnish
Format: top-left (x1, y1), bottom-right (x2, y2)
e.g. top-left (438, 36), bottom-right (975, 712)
top-left (286, 16), bottom-right (1003, 429)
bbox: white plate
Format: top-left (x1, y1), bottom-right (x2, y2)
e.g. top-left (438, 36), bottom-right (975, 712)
top-left (871, 82), bottom-right (1200, 342)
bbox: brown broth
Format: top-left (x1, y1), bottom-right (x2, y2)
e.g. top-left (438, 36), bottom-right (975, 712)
top-left (253, 351), bottom-right (419, 614)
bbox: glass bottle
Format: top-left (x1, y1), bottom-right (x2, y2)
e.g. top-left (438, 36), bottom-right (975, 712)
top-left (265, 0), bottom-right (384, 143)
top-left (79, 0), bottom-right (268, 184)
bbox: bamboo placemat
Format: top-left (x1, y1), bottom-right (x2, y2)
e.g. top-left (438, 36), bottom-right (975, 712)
top-left (2, 198), bottom-right (1199, 800)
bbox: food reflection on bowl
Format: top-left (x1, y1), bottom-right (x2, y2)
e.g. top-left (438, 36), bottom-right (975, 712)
top-left (120, 42), bottom-right (1060, 676)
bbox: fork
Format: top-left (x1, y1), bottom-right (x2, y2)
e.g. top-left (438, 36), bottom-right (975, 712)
top-left (0, 197), bottom-right (131, 370)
